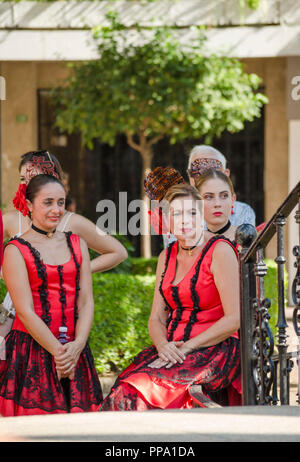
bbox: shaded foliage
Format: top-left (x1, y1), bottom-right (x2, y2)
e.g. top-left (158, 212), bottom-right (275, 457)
top-left (54, 13), bottom-right (267, 150)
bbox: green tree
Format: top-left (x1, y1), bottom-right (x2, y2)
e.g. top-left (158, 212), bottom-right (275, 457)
top-left (54, 13), bottom-right (267, 257)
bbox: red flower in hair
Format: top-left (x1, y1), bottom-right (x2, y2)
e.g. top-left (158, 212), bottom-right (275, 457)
top-left (13, 184), bottom-right (29, 216)
top-left (148, 206), bottom-right (168, 235)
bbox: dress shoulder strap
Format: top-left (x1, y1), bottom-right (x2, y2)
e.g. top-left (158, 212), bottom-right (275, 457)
top-left (158, 241), bottom-right (177, 310)
top-left (191, 235), bottom-right (238, 278)
top-left (6, 237), bottom-right (29, 256)
top-left (17, 211), bottom-right (22, 237)
top-left (4, 237), bottom-right (42, 275)
top-left (206, 235), bottom-right (239, 259)
top-left (59, 212), bottom-right (74, 232)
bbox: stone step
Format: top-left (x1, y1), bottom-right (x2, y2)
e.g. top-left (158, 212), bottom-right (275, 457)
top-left (2, 405), bottom-right (300, 442)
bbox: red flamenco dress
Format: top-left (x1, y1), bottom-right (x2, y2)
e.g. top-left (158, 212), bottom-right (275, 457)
top-left (99, 236), bottom-right (241, 411)
top-left (0, 232), bottom-right (102, 417)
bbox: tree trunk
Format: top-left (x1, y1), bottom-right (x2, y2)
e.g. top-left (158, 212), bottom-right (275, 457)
top-left (140, 147), bottom-right (153, 258)
top-left (126, 132), bottom-right (154, 258)
top-left (78, 143), bottom-right (86, 212)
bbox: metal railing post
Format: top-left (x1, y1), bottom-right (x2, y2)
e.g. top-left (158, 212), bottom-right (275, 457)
top-left (274, 216), bottom-right (289, 404)
top-left (292, 192), bottom-right (300, 404)
top-left (236, 224), bottom-right (257, 405)
top-left (253, 247), bottom-right (274, 404)
top-left (238, 181), bottom-right (300, 406)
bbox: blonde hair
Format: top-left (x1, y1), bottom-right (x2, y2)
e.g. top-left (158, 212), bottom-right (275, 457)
top-left (195, 169), bottom-right (235, 196)
top-left (162, 183), bottom-right (204, 216)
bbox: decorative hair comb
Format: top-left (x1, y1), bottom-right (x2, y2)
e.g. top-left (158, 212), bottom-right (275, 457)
top-left (25, 153), bottom-right (59, 183)
top-left (13, 151), bottom-right (59, 216)
top-left (187, 158), bottom-right (223, 178)
top-left (144, 166), bottom-right (185, 201)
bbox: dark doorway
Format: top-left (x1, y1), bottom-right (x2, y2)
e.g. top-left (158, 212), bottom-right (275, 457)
top-left (38, 89), bottom-right (82, 212)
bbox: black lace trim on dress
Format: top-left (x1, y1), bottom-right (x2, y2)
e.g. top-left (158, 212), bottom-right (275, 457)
top-left (159, 242), bottom-right (175, 329)
top-left (0, 330), bottom-right (102, 412)
top-left (167, 286), bottom-right (185, 342)
top-left (11, 237), bottom-right (52, 326)
top-left (65, 232), bottom-right (81, 323)
top-left (183, 235), bottom-right (236, 342)
top-left (57, 265), bottom-right (67, 327)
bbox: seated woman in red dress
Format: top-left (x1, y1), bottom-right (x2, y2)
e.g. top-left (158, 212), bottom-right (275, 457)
top-left (99, 183), bottom-right (241, 411)
top-left (0, 173), bottom-right (102, 416)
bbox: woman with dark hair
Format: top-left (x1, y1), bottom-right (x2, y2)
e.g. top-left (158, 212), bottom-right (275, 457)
top-left (99, 182), bottom-right (241, 411)
top-left (3, 151), bottom-right (63, 242)
top-left (0, 174), bottom-right (102, 416)
top-left (0, 150), bottom-right (127, 333)
top-left (3, 150), bottom-right (127, 273)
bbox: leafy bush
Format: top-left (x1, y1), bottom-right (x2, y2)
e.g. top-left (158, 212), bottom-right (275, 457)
top-left (0, 280), bottom-right (7, 302)
top-left (129, 257), bottom-right (158, 275)
top-left (264, 259), bottom-right (289, 343)
top-left (89, 273), bottom-right (155, 373)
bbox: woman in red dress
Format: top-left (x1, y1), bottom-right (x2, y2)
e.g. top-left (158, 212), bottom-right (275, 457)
top-left (99, 183), bottom-right (241, 411)
top-left (0, 174), bottom-right (102, 416)
top-left (0, 150), bottom-right (127, 343)
top-left (3, 150), bottom-right (127, 273)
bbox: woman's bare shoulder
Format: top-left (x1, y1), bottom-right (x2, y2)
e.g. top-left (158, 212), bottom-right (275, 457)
top-left (156, 248), bottom-right (168, 271)
top-left (3, 240), bottom-right (24, 261)
top-left (64, 212), bottom-right (104, 235)
top-left (210, 240), bottom-right (238, 278)
top-left (3, 210), bottom-right (18, 222)
top-left (3, 210), bottom-right (19, 238)
top-left (212, 239), bottom-right (237, 258)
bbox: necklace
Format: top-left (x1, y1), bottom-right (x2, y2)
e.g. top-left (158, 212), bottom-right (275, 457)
top-left (180, 234), bottom-right (203, 256)
top-left (207, 220), bottom-right (231, 235)
top-left (32, 223), bottom-right (56, 238)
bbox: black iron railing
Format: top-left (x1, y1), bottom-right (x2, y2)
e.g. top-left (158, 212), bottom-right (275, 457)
top-left (236, 180), bottom-right (300, 406)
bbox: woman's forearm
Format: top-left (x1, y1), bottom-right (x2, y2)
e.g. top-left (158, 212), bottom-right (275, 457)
top-left (74, 300), bottom-right (94, 349)
top-left (184, 315), bottom-right (240, 353)
top-left (18, 310), bottom-right (63, 357)
top-left (90, 251), bottom-right (126, 274)
top-left (148, 317), bottom-right (169, 350)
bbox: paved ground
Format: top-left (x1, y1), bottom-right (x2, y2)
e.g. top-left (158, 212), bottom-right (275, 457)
top-left (1, 406), bottom-right (300, 442)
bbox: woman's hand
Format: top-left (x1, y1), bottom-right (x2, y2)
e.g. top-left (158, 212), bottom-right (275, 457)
top-left (54, 339), bottom-right (84, 380)
top-left (158, 341), bottom-right (186, 363)
top-left (149, 341), bottom-right (188, 369)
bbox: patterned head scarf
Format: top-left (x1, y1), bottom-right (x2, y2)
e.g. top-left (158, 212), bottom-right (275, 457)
top-left (187, 158), bottom-right (223, 179)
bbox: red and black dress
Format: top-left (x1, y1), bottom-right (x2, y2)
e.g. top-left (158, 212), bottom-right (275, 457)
top-left (0, 232), bottom-right (102, 417)
top-left (99, 236), bottom-right (241, 411)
